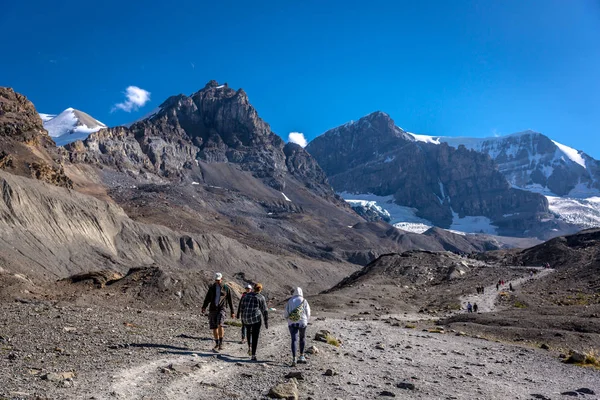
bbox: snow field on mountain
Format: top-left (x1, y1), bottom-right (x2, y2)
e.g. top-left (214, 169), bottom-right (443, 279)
top-left (340, 192), bottom-right (499, 235)
top-left (546, 196), bottom-right (600, 228)
top-left (42, 108), bottom-right (106, 145)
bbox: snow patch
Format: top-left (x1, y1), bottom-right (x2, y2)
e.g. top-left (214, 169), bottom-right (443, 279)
top-left (546, 196), bottom-right (600, 228)
top-left (409, 133), bottom-right (441, 144)
top-left (340, 193), bottom-right (434, 232)
top-left (393, 222), bottom-right (432, 234)
top-left (39, 113), bottom-right (56, 122)
top-left (384, 156), bottom-right (395, 163)
top-left (450, 210), bottom-right (498, 235)
top-left (281, 192), bottom-right (291, 202)
top-left (551, 140), bottom-right (586, 169)
top-left (192, 182), bottom-right (200, 185)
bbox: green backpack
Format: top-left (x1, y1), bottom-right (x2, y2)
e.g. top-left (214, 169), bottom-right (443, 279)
top-left (288, 300), bottom-right (305, 322)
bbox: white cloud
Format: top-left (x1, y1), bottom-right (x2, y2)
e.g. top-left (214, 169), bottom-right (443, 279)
top-left (112, 86), bottom-right (151, 112)
top-left (288, 132), bottom-right (308, 147)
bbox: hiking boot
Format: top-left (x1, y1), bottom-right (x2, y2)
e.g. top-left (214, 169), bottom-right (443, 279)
top-left (240, 339), bottom-right (246, 344)
top-left (247, 348), bottom-right (252, 356)
top-left (298, 355), bottom-right (307, 364)
top-left (212, 344), bottom-right (220, 352)
top-left (251, 355), bottom-right (257, 362)
top-left (218, 343), bottom-right (223, 351)
top-left (291, 357), bottom-right (297, 367)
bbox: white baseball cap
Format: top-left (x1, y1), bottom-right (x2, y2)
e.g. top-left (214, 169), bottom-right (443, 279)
top-left (214, 272), bottom-right (223, 281)
top-left (246, 284), bottom-right (252, 289)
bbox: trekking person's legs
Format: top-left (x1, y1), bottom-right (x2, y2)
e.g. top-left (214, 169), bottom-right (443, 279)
top-left (289, 324), bottom-right (299, 360)
top-left (251, 321), bottom-right (261, 358)
top-left (298, 326), bottom-right (307, 356)
top-left (208, 310), bottom-right (220, 350)
top-left (245, 323), bottom-right (253, 355)
top-left (241, 324), bottom-right (247, 343)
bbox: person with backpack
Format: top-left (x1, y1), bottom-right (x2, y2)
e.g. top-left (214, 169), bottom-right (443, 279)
top-left (473, 303), bottom-right (478, 313)
top-left (239, 283), bottom-right (269, 361)
top-left (284, 287), bottom-right (311, 367)
top-left (201, 273), bottom-right (235, 352)
top-left (467, 302), bottom-right (473, 313)
top-left (236, 284), bottom-right (253, 344)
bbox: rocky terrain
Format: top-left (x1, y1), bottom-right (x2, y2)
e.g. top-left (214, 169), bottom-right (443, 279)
top-left (1, 238), bottom-right (599, 399)
top-left (1, 84), bottom-right (599, 399)
top-left (434, 130), bottom-right (600, 197)
top-left (305, 112), bottom-right (557, 238)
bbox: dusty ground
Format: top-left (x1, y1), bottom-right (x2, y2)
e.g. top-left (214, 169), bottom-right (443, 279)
top-left (1, 287), bottom-right (599, 400)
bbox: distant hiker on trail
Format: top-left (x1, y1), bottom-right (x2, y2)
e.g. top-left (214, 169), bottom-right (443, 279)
top-left (467, 302), bottom-right (473, 313)
top-left (473, 303), bottom-right (478, 313)
top-left (496, 283), bottom-right (499, 291)
top-left (239, 283), bottom-right (269, 361)
top-left (284, 287), bottom-right (311, 367)
top-left (236, 284), bottom-right (253, 344)
top-left (481, 286), bottom-right (484, 294)
top-left (201, 272), bottom-right (235, 352)
top-left (509, 282), bottom-right (513, 292)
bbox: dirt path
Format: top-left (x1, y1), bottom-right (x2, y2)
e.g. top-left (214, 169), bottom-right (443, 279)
top-left (100, 317), bottom-right (598, 400)
top-left (461, 267), bottom-right (554, 313)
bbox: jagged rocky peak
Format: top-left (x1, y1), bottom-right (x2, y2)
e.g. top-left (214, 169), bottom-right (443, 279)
top-left (66, 81), bottom-right (331, 194)
top-left (0, 87), bottom-right (52, 146)
top-left (306, 111), bottom-right (413, 177)
top-left (306, 112), bottom-right (552, 237)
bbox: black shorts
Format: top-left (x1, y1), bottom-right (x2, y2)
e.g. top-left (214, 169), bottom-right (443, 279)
top-left (208, 309), bottom-right (227, 329)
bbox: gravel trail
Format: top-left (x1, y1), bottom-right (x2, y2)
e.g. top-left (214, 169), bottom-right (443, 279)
top-left (461, 267), bottom-right (555, 313)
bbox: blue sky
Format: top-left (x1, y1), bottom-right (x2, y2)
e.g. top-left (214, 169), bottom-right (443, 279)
top-left (1, 0), bottom-right (599, 157)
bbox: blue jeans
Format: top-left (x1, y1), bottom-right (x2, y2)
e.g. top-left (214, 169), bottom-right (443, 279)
top-left (288, 323), bottom-right (306, 358)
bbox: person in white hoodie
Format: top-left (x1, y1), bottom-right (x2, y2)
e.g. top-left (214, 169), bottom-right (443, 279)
top-left (283, 287), bottom-right (311, 366)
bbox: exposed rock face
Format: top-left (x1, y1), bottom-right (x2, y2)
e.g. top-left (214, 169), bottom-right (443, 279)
top-left (440, 131), bottom-right (600, 197)
top-left (306, 112), bottom-right (551, 237)
top-left (0, 88), bottom-right (52, 146)
top-left (67, 81), bottom-right (330, 194)
top-left (0, 87), bottom-right (72, 188)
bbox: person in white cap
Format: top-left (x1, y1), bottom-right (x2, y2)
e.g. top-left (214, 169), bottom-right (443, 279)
top-left (201, 272), bottom-right (235, 352)
top-left (284, 287), bottom-right (311, 366)
top-left (236, 284), bottom-right (253, 344)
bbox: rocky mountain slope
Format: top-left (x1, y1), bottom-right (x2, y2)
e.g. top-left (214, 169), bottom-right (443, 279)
top-left (0, 88), bottom-right (72, 188)
top-left (42, 107), bottom-right (106, 146)
top-left (0, 84), bottom-right (513, 310)
top-left (306, 112), bottom-right (555, 238)
top-left (409, 131), bottom-right (600, 232)
top-left (412, 130), bottom-right (600, 197)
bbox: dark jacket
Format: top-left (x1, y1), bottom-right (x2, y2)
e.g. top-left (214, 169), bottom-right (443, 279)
top-left (202, 282), bottom-right (235, 313)
top-left (239, 292), bottom-right (268, 327)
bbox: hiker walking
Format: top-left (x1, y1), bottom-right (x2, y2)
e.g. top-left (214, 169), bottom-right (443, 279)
top-left (467, 302), bottom-right (473, 313)
top-left (201, 272), bottom-right (235, 352)
top-left (473, 303), bottom-right (478, 313)
top-left (239, 283), bottom-right (269, 361)
top-left (284, 287), bottom-right (311, 367)
top-left (236, 284), bottom-right (253, 344)
top-left (509, 282), bottom-right (514, 292)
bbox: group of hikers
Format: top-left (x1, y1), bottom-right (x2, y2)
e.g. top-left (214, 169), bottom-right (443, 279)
top-left (466, 301), bottom-right (478, 313)
top-left (475, 286), bottom-right (485, 294)
top-left (201, 272), bottom-right (311, 366)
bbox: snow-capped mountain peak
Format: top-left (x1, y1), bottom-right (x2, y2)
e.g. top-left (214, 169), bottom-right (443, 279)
top-left (41, 108), bottom-right (106, 146)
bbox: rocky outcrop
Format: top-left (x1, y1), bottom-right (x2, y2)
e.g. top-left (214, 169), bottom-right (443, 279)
top-left (67, 81), bottom-right (331, 194)
top-left (306, 112), bottom-right (551, 237)
top-left (0, 88), bottom-right (53, 146)
top-left (0, 87), bottom-right (72, 188)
